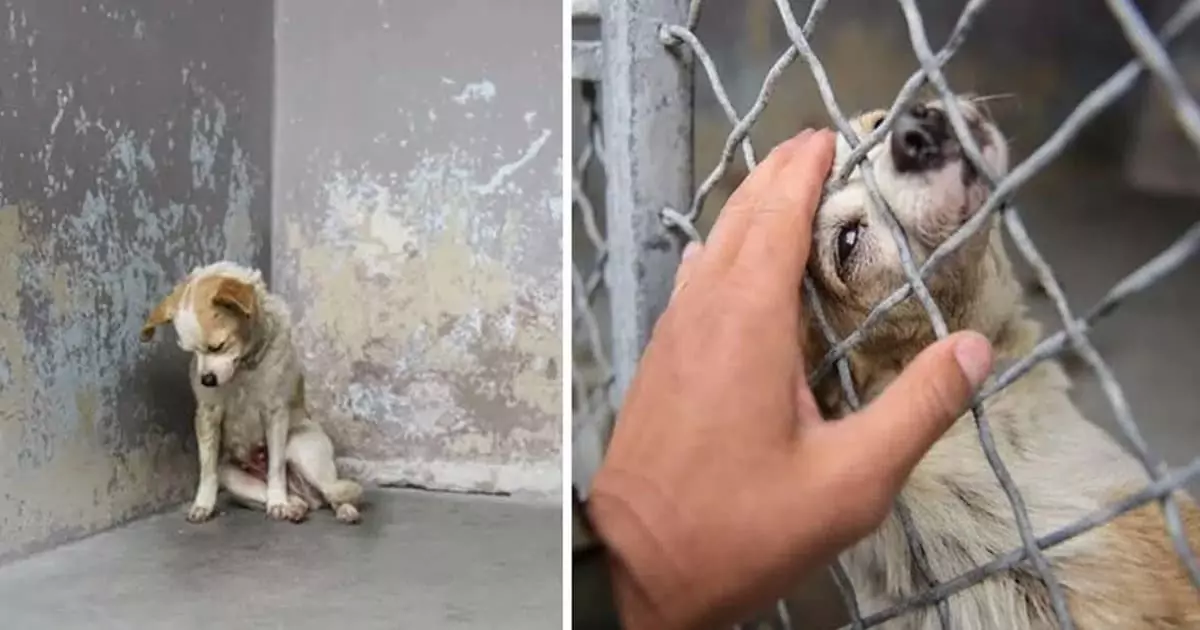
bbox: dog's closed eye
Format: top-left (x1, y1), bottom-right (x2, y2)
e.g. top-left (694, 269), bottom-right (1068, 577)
top-left (207, 342), bottom-right (226, 353)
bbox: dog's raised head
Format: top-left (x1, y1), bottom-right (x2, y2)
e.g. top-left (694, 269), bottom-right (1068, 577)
top-left (805, 96), bottom-right (1023, 396)
top-left (140, 261), bottom-right (265, 388)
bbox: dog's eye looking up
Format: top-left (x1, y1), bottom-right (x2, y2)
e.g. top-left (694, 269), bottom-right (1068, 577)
top-left (835, 221), bottom-right (863, 275)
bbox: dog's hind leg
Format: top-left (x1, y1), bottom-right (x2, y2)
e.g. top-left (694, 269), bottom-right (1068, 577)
top-left (286, 430), bottom-right (363, 524)
top-left (219, 464), bottom-right (310, 523)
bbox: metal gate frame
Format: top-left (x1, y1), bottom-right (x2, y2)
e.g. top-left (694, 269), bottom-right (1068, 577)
top-left (571, 0), bottom-right (693, 499)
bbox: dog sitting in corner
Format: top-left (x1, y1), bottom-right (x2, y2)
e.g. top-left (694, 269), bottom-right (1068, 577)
top-left (801, 97), bottom-right (1200, 628)
top-left (140, 261), bottom-right (363, 524)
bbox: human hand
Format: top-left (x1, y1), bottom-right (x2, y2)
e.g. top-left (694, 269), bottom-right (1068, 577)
top-left (586, 129), bottom-right (994, 629)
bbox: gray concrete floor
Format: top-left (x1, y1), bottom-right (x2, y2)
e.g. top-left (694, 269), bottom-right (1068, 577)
top-left (0, 489), bottom-right (562, 630)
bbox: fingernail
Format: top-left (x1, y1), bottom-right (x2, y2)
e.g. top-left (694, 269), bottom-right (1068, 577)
top-left (681, 240), bottom-right (701, 260)
top-left (953, 332), bottom-right (993, 390)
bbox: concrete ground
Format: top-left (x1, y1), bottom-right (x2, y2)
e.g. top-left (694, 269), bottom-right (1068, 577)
top-left (0, 489), bottom-right (562, 630)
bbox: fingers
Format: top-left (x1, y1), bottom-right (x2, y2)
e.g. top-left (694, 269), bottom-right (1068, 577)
top-left (732, 129), bottom-right (836, 290)
top-left (671, 240), bottom-right (704, 300)
top-left (831, 331), bottom-right (993, 493)
top-left (701, 129), bottom-right (816, 271)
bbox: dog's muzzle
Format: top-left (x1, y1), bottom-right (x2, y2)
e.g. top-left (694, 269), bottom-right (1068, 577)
top-left (890, 103), bottom-right (952, 173)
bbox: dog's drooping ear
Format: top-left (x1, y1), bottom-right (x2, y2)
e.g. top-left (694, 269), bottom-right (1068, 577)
top-left (141, 281), bottom-right (187, 342)
top-left (213, 277), bottom-right (257, 320)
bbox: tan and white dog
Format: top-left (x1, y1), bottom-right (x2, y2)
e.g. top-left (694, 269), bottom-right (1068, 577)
top-left (802, 98), bottom-right (1200, 628)
top-left (141, 261), bottom-right (363, 524)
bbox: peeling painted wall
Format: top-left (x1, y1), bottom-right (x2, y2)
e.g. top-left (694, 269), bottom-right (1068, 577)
top-left (274, 1), bottom-right (562, 497)
top-left (0, 0), bottom-right (272, 561)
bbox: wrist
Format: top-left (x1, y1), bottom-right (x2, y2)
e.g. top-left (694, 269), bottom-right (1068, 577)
top-left (605, 547), bottom-right (670, 630)
top-left (587, 469), bottom-right (695, 629)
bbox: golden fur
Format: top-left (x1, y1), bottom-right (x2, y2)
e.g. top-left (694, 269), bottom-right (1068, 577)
top-left (803, 98), bottom-right (1200, 628)
top-left (142, 261), bottom-right (363, 524)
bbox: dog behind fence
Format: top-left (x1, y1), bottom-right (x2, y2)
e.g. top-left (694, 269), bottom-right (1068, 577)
top-left (572, 0), bottom-right (1200, 627)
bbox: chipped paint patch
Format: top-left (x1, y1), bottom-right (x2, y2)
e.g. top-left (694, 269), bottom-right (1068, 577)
top-left (474, 128), bottom-right (552, 196)
top-left (0, 20), bottom-right (268, 560)
top-left (190, 99), bottom-right (228, 190)
top-left (271, 0), bottom-right (562, 499)
top-left (277, 138), bottom-right (561, 496)
top-left (451, 79), bottom-right (497, 105)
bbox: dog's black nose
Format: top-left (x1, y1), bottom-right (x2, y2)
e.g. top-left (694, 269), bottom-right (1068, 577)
top-left (200, 373), bottom-right (217, 388)
top-left (890, 103), bottom-right (950, 173)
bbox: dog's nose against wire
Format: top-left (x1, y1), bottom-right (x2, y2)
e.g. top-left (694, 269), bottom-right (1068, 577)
top-left (890, 103), bottom-right (949, 173)
top-left (200, 373), bottom-right (217, 387)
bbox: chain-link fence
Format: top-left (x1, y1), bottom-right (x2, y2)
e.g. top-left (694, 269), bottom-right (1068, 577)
top-left (573, 0), bottom-right (1200, 627)
top-left (571, 74), bottom-right (612, 506)
top-left (571, 18), bottom-right (611, 510)
top-left (571, 0), bottom-right (695, 506)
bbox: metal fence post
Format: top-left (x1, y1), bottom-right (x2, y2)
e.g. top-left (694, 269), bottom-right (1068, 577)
top-left (601, 0), bottom-right (694, 411)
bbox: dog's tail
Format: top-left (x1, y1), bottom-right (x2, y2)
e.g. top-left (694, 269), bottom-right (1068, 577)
top-left (323, 479), bottom-right (363, 506)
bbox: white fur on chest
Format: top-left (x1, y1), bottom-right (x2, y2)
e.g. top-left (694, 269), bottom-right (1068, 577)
top-left (190, 357), bottom-right (280, 462)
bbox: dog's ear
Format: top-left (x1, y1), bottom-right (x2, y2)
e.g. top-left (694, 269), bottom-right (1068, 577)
top-left (141, 281), bottom-right (187, 342)
top-left (212, 277), bottom-right (257, 320)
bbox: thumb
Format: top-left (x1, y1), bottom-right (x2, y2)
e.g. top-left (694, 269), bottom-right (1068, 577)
top-left (839, 331), bottom-right (993, 491)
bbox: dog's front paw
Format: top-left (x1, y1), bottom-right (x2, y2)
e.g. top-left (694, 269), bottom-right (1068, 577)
top-left (285, 497), bottom-right (310, 523)
top-left (335, 503), bottom-right (361, 524)
top-left (267, 498), bottom-right (308, 523)
top-left (187, 502), bottom-right (216, 523)
top-left (266, 501), bottom-right (291, 521)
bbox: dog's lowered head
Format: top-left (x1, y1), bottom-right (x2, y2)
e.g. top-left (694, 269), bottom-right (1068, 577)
top-left (141, 262), bottom-right (266, 388)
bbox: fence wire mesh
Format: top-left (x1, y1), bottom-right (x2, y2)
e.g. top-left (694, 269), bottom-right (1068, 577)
top-left (573, 0), bottom-right (1200, 627)
top-left (571, 75), bottom-right (616, 502)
